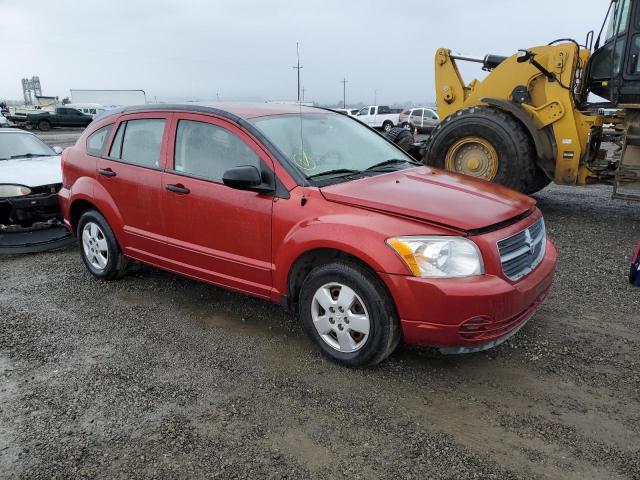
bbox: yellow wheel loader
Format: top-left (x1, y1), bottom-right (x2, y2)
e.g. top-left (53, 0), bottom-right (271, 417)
top-left (424, 0), bottom-right (640, 199)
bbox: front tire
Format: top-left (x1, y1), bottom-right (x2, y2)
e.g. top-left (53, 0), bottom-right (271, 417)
top-left (299, 261), bottom-right (400, 367)
top-left (77, 210), bottom-right (128, 280)
top-left (425, 107), bottom-right (538, 193)
top-left (382, 120), bottom-right (393, 132)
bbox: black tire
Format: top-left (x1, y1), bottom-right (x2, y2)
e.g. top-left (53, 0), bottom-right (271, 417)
top-left (77, 209), bottom-right (128, 280)
top-left (38, 119), bottom-right (51, 131)
top-left (385, 126), bottom-right (414, 152)
top-left (526, 168), bottom-right (552, 195)
top-left (299, 261), bottom-right (401, 367)
top-left (425, 106), bottom-right (537, 193)
top-left (382, 120), bottom-right (393, 132)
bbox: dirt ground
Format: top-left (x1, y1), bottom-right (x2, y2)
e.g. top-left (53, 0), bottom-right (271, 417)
top-left (0, 131), bottom-right (639, 479)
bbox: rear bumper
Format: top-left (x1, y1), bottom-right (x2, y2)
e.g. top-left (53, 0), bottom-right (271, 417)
top-left (380, 240), bottom-right (557, 351)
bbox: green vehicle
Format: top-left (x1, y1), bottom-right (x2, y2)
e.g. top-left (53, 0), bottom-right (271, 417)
top-left (24, 107), bottom-right (93, 131)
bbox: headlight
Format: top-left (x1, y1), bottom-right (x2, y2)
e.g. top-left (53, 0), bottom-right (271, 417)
top-left (0, 184), bottom-right (32, 198)
top-left (387, 236), bottom-right (484, 278)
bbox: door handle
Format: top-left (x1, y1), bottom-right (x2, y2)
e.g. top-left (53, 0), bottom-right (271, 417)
top-left (165, 183), bottom-right (190, 194)
top-left (97, 168), bottom-right (116, 177)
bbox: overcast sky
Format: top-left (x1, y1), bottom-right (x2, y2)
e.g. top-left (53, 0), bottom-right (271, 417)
top-left (1, 0), bottom-right (609, 106)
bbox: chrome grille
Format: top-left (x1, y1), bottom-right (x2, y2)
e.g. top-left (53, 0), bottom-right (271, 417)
top-left (497, 217), bottom-right (546, 281)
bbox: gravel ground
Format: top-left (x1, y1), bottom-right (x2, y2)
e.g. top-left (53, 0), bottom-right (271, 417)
top-left (1, 132), bottom-right (639, 479)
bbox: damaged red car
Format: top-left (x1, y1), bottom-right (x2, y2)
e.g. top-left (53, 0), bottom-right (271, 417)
top-left (58, 103), bottom-right (557, 366)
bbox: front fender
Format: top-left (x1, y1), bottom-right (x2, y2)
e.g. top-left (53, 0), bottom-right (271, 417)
top-left (272, 212), bottom-right (417, 296)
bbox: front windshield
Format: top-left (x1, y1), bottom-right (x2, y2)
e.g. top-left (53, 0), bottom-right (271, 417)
top-left (605, 0), bottom-right (630, 42)
top-left (0, 133), bottom-right (55, 160)
top-left (251, 113), bottom-right (414, 180)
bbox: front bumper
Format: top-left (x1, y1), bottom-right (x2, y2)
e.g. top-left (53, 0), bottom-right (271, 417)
top-left (380, 239), bottom-right (557, 351)
top-left (0, 220), bottom-right (74, 254)
top-left (0, 186), bottom-right (74, 254)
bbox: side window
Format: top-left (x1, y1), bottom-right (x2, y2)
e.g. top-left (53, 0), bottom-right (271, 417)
top-left (109, 122), bottom-right (126, 159)
top-left (108, 119), bottom-right (165, 168)
top-left (411, 109), bottom-right (423, 118)
top-left (86, 124), bottom-right (113, 157)
top-left (358, 107), bottom-right (368, 116)
top-left (174, 120), bottom-right (261, 182)
top-left (369, 107), bottom-right (375, 115)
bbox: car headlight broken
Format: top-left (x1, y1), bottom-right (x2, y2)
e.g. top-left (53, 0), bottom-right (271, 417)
top-left (387, 236), bottom-right (484, 278)
top-left (0, 184), bottom-right (32, 198)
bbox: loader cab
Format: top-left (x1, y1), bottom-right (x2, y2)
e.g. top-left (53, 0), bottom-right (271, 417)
top-left (587, 0), bottom-right (640, 104)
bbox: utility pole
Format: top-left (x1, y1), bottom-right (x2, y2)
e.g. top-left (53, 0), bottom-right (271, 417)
top-left (374, 89), bottom-right (377, 105)
top-left (292, 42), bottom-right (303, 102)
top-left (301, 87), bottom-right (306, 102)
top-left (340, 77), bottom-right (348, 108)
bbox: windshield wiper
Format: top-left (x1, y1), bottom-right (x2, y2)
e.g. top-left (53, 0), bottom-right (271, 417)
top-left (364, 158), bottom-right (422, 172)
top-left (9, 153), bottom-right (53, 159)
top-left (307, 168), bottom-right (361, 179)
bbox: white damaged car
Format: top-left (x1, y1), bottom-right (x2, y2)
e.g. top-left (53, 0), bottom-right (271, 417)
top-left (0, 130), bottom-right (73, 253)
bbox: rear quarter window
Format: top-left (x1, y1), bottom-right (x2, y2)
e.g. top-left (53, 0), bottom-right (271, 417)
top-left (86, 124), bottom-right (113, 157)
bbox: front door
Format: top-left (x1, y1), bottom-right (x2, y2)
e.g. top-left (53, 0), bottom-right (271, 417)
top-left (160, 113), bottom-right (274, 298)
top-left (95, 113), bottom-right (169, 261)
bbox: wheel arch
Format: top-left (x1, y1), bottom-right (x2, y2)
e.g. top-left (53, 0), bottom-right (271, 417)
top-left (283, 247), bottom-right (397, 316)
top-left (68, 181), bottom-right (125, 242)
top-left (480, 98), bottom-right (556, 177)
top-left (69, 198), bottom-right (98, 234)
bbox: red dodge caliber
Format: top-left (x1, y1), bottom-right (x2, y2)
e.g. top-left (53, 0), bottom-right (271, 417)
top-left (59, 103), bottom-right (557, 367)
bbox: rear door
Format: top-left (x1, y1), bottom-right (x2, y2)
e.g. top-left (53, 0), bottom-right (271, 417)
top-left (95, 112), bottom-right (170, 261)
top-left (54, 108), bottom-right (69, 127)
top-left (160, 113), bottom-right (274, 298)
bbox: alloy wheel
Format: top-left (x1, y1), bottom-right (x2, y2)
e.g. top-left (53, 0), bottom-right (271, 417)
top-left (82, 222), bottom-right (109, 271)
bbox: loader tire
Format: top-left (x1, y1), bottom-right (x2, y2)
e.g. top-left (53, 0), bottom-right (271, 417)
top-left (525, 169), bottom-right (552, 195)
top-left (425, 106), bottom-right (537, 193)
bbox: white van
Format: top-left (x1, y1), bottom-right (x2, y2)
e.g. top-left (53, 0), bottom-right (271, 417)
top-left (65, 103), bottom-right (105, 118)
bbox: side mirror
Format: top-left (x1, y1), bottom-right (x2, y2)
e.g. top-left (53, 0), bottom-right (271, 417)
top-left (222, 165), bottom-right (273, 194)
top-left (52, 146), bottom-right (63, 154)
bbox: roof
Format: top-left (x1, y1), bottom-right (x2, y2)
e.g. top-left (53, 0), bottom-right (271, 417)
top-left (94, 102), bottom-right (327, 123)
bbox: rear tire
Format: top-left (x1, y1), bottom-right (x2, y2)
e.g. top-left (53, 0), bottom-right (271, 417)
top-left (38, 119), bottom-right (51, 131)
top-left (299, 261), bottom-right (400, 367)
top-left (77, 210), bottom-right (128, 280)
top-left (382, 120), bottom-right (393, 132)
top-left (425, 106), bottom-right (537, 193)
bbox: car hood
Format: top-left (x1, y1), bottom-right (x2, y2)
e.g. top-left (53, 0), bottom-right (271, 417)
top-left (0, 155), bottom-right (62, 188)
top-left (319, 166), bottom-right (535, 232)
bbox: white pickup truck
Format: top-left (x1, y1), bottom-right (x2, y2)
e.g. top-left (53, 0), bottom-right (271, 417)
top-left (355, 105), bottom-right (402, 131)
